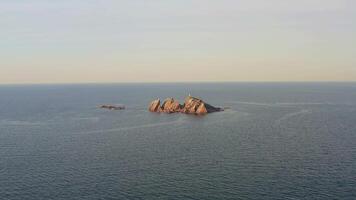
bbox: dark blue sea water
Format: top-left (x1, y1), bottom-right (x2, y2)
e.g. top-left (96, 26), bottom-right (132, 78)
top-left (1, 83), bottom-right (356, 200)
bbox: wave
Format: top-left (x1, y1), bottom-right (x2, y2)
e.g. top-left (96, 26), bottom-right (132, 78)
top-left (228, 101), bottom-right (278, 107)
top-left (76, 118), bottom-right (185, 135)
top-left (228, 101), bottom-right (354, 107)
top-left (275, 109), bottom-right (311, 125)
top-left (275, 102), bottom-right (347, 106)
top-left (71, 117), bottom-right (100, 122)
top-left (0, 120), bottom-right (46, 126)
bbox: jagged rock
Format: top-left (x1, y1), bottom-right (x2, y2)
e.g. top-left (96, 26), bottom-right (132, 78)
top-left (196, 103), bottom-right (208, 115)
top-left (148, 99), bottom-right (161, 112)
top-left (100, 105), bottom-right (125, 110)
top-left (148, 96), bottom-right (222, 115)
top-left (181, 96), bottom-right (205, 114)
top-left (161, 98), bottom-right (181, 113)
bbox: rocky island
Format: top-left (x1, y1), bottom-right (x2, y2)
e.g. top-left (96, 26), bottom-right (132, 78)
top-left (149, 96), bottom-right (223, 115)
top-left (99, 104), bottom-right (125, 110)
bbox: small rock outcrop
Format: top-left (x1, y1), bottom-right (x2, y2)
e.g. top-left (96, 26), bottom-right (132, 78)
top-left (148, 96), bottom-right (222, 115)
top-left (148, 99), bottom-right (161, 112)
top-left (99, 105), bottom-right (125, 110)
top-left (161, 98), bottom-right (182, 113)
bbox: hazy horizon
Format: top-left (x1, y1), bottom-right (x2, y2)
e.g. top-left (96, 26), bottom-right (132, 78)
top-left (1, 81), bottom-right (356, 86)
top-left (1, 0), bottom-right (355, 84)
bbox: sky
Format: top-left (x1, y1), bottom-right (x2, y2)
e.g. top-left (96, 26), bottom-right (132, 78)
top-left (0, 0), bottom-right (355, 84)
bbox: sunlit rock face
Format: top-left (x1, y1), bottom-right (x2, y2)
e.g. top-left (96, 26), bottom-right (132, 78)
top-left (148, 96), bottom-right (222, 115)
top-left (148, 99), bottom-right (161, 112)
top-left (161, 98), bottom-right (182, 113)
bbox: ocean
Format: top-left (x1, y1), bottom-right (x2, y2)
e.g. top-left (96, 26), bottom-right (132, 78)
top-left (1, 83), bottom-right (355, 199)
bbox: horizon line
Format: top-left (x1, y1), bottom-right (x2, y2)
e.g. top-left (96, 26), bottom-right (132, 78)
top-left (1, 81), bottom-right (356, 86)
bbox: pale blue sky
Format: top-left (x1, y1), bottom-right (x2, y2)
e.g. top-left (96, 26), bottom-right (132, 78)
top-left (1, 0), bottom-right (355, 83)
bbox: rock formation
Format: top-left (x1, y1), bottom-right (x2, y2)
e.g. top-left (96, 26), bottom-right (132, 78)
top-left (161, 98), bottom-right (182, 113)
top-left (148, 99), bottom-right (161, 112)
top-left (99, 105), bottom-right (125, 110)
top-left (148, 96), bottom-right (222, 115)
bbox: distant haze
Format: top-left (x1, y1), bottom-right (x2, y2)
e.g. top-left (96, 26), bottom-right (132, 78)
top-left (1, 0), bottom-right (355, 84)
